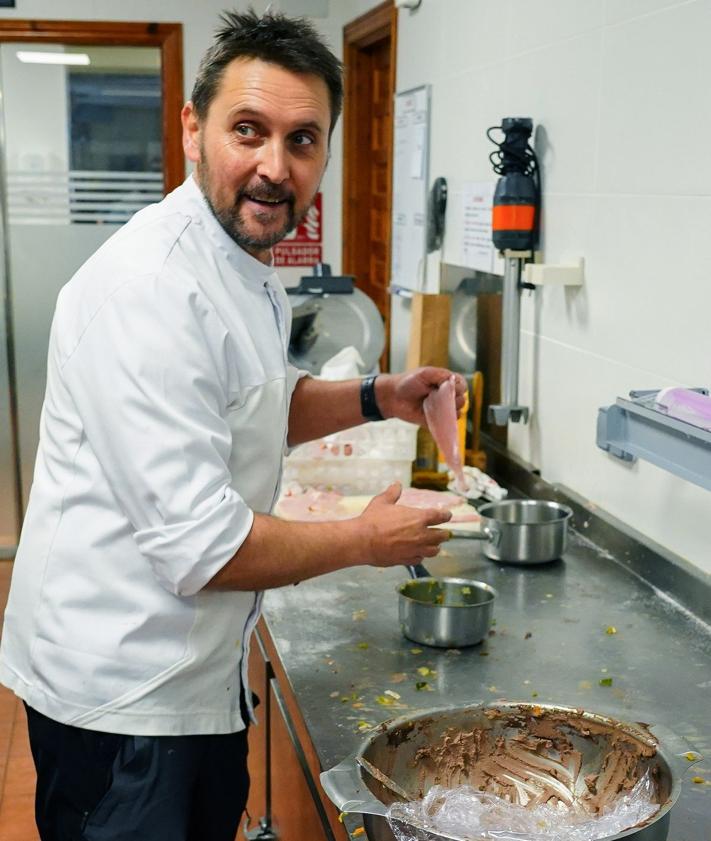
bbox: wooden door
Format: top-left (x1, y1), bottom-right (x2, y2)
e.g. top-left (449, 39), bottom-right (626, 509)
top-left (343, 1), bottom-right (397, 371)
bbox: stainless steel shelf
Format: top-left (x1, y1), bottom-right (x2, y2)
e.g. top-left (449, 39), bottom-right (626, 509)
top-left (597, 389), bottom-right (711, 491)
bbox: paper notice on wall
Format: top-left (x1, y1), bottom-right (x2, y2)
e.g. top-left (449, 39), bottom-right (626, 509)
top-left (410, 122), bottom-right (427, 178)
top-left (391, 86), bottom-right (430, 291)
top-left (461, 181), bottom-right (495, 273)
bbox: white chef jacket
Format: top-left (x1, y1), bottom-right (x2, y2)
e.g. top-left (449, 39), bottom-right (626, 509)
top-left (0, 175), bottom-right (303, 735)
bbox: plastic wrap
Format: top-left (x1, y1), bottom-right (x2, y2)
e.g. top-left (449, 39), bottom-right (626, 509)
top-left (387, 772), bottom-right (659, 841)
top-left (447, 466), bottom-right (508, 502)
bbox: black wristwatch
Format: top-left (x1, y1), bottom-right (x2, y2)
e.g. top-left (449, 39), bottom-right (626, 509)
top-left (360, 375), bottom-right (385, 422)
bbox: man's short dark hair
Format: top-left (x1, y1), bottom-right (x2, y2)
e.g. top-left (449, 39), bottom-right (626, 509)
top-left (191, 9), bottom-right (344, 136)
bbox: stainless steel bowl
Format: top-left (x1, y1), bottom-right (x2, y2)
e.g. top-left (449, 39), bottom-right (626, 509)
top-left (321, 702), bottom-right (702, 841)
top-left (478, 499), bottom-right (573, 564)
top-left (397, 578), bottom-right (495, 648)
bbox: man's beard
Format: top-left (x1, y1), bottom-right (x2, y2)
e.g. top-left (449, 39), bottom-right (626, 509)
top-left (198, 152), bottom-right (309, 252)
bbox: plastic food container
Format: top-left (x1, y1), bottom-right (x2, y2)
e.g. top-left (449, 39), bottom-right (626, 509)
top-left (283, 419), bottom-right (417, 495)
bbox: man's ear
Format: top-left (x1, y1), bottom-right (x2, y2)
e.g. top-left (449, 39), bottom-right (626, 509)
top-left (182, 101), bottom-right (202, 165)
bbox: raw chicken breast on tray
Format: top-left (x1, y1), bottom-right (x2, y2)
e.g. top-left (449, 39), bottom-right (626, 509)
top-left (275, 486), bottom-right (480, 525)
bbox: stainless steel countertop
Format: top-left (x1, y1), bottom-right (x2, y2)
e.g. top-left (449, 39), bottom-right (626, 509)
top-left (261, 529), bottom-right (711, 838)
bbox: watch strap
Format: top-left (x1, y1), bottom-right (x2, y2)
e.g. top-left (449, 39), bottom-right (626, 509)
top-left (360, 375), bottom-right (385, 422)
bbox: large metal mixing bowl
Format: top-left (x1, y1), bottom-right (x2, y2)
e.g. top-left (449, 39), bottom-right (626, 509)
top-left (321, 702), bottom-right (701, 841)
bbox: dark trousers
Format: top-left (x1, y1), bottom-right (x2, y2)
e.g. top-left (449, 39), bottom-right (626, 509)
top-left (25, 704), bottom-right (250, 841)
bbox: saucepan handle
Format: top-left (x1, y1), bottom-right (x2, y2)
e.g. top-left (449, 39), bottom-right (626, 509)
top-left (448, 524), bottom-right (500, 546)
top-left (320, 757), bottom-right (389, 817)
top-left (406, 563), bottom-right (430, 579)
top-left (650, 723), bottom-right (704, 776)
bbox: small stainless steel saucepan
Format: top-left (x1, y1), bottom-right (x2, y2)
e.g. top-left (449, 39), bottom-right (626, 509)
top-left (398, 565), bottom-right (496, 648)
top-left (450, 499), bottom-right (573, 564)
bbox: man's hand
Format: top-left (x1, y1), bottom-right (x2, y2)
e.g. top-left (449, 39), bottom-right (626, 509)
top-left (375, 367), bottom-right (467, 426)
top-left (357, 482), bottom-right (451, 567)
top-left (208, 481), bottom-right (454, 590)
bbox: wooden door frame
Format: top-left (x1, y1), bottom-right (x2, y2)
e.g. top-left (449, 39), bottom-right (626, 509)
top-left (342, 0), bottom-right (397, 370)
top-left (0, 19), bottom-right (185, 192)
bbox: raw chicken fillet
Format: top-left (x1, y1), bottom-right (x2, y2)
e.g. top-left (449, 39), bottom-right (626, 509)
top-left (423, 375), bottom-right (467, 492)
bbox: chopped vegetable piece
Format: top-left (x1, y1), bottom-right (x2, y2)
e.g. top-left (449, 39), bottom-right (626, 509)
top-left (531, 691), bottom-right (539, 698)
top-left (390, 672), bottom-right (408, 683)
top-left (385, 689), bottom-right (401, 700)
top-left (357, 721), bottom-right (373, 731)
top-left (375, 695), bottom-right (396, 706)
top-left (338, 812), bottom-right (348, 822)
top-left (352, 702), bottom-right (365, 709)
top-left (410, 648), bottom-right (423, 655)
top-left (415, 681), bottom-right (430, 691)
top-left (352, 609), bottom-right (367, 621)
top-left (461, 586), bottom-right (472, 595)
top-left (434, 594), bottom-right (444, 605)
top-left (691, 776), bottom-right (705, 784)
top-left (685, 751), bottom-right (699, 761)
top-left (353, 828), bottom-right (366, 837)
top-left (599, 677), bottom-right (613, 687)
top-left (545, 593), bottom-right (553, 599)
top-left (531, 705), bottom-right (543, 716)
top-left (605, 626), bottom-right (617, 635)
top-left (356, 642), bottom-right (369, 650)
top-left (416, 666), bottom-right (432, 677)
top-left (524, 632), bottom-right (532, 640)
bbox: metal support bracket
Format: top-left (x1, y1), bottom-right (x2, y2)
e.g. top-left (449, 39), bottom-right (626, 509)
top-left (596, 390), bottom-right (711, 492)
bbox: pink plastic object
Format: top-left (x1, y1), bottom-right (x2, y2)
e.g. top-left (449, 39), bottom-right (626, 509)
top-left (654, 387), bottom-right (711, 431)
top-left (423, 376), bottom-right (467, 492)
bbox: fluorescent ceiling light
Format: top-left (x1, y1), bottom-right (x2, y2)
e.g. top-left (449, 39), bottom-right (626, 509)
top-left (16, 51), bottom-right (90, 66)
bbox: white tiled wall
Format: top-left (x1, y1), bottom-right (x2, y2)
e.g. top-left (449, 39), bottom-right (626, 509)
top-left (391, 0), bottom-right (711, 575)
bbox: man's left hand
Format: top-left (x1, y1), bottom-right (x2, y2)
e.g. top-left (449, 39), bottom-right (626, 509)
top-left (375, 367), bottom-right (467, 426)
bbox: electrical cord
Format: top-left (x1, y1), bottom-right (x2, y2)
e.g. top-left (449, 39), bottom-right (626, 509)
top-left (487, 123), bottom-right (542, 249)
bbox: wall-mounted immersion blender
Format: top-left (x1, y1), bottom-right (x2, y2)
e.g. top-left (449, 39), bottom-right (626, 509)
top-left (486, 117), bottom-right (540, 425)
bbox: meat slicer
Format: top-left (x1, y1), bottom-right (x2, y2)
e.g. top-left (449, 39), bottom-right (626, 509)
top-left (286, 263), bottom-right (385, 375)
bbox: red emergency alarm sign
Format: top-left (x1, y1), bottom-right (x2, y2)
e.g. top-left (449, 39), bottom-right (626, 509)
top-left (273, 193), bottom-right (322, 267)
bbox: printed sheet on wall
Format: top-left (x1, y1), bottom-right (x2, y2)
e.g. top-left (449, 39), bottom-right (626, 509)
top-left (390, 85), bottom-right (430, 292)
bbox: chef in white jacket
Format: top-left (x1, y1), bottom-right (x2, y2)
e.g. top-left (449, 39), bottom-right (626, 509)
top-left (0, 10), bottom-right (464, 841)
